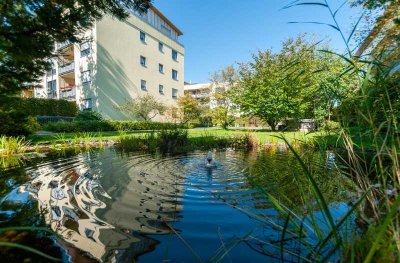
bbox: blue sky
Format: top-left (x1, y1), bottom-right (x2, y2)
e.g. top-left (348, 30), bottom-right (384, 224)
top-left (153, 0), bottom-right (363, 83)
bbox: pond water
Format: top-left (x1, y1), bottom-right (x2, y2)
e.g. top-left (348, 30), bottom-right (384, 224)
top-left (0, 148), bottom-right (356, 262)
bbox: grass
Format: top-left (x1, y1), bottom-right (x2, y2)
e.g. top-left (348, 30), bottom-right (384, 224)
top-left (28, 127), bottom-right (337, 147)
top-left (0, 136), bottom-right (29, 156)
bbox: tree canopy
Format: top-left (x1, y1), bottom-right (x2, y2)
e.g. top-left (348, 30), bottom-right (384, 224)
top-left (234, 36), bottom-right (354, 130)
top-left (115, 94), bottom-right (166, 121)
top-left (0, 0), bottom-right (151, 95)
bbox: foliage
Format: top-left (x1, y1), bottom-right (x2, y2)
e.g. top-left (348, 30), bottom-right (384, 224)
top-left (0, 136), bottom-right (29, 156)
top-left (36, 116), bottom-right (74, 126)
top-left (0, 97), bottom-right (78, 117)
top-left (207, 107), bottom-right (235, 128)
top-left (43, 120), bottom-right (188, 133)
top-left (208, 65), bottom-right (239, 129)
top-left (176, 95), bottom-right (205, 125)
top-left (0, 110), bottom-right (41, 136)
top-left (0, 0), bottom-right (151, 95)
top-left (74, 111), bottom-right (103, 122)
top-left (235, 36), bottom-right (319, 130)
top-left (115, 94), bottom-right (167, 121)
top-left (158, 129), bottom-right (189, 153)
top-left (117, 130), bottom-right (256, 153)
top-left (258, 1), bottom-right (400, 261)
top-left (234, 35), bottom-right (356, 130)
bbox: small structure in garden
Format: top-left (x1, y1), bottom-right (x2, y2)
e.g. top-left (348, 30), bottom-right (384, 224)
top-left (299, 119), bottom-right (316, 131)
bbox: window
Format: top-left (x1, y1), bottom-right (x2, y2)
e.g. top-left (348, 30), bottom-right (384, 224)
top-left (161, 25), bottom-right (172, 36)
top-left (80, 42), bottom-right (90, 57)
top-left (172, 50), bottom-right (178, 61)
top-left (159, 85), bottom-right (164, 94)
top-left (159, 63), bottom-right (164, 73)
top-left (172, 69), bottom-right (178, 80)
top-left (172, 88), bottom-right (178, 99)
top-left (159, 42), bottom-right (164, 52)
top-left (83, 98), bottom-right (92, 111)
top-left (141, 80), bottom-right (147, 90)
top-left (140, 56), bottom-right (147, 67)
top-left (47, 80), bottom-right (57, 98)
top-left (140, 31), bottom-right (146, 42)
top-left (81, 70), bottom-right (91, 83)
top-left (46, 67), bottom-right (56, 76)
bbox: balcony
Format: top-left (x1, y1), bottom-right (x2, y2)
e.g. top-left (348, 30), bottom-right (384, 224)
top-left (56, 40), bottom-right (72, 50)
top-left (59, 62), bottom-right (75, 75)
top-left (191, 92), bottom-right (209, 99)
top-left (60, 87), bottom-right (76, 101)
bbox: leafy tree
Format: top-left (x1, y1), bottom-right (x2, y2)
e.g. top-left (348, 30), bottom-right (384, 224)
top-left (208, 65), bottom-right (239, 129)
top-left (312, 52), bottom-right (357, 125)
top-left (235, 36), bottom-right (321, 130)
top-left (0, 0), bottom-right (151, 95)
top-left (115, 94), bottom-right (166, 121)
top-left (176, 95), bottom-right (204, 125)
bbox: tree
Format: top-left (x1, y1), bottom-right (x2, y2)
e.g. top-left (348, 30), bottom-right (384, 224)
top-left (234, 36), bottom-right (321, 130)
top-left (115, 94), bottom-right (166, 121)
top-left (0, 0), bottom-right (151, 95)
top-left (208, 65), bottom-right (239, 129)
top-left (176, 95), bottom-right (204, 125)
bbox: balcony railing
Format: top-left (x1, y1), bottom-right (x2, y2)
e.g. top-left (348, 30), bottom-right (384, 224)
top-left (59, 62), bottom-right (75, 75)
top-left (191, 93), bottom-right (209, 99)
top-left (60, 87), bottom-right (76, 101)
top-left (56, 40), bottom-right (72, 50)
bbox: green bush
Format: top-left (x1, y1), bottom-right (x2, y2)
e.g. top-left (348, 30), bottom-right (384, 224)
top-left (321, 120), bottom-right (340, 131)
top-left (43, 120), bottom-right (189, 133)
top-left (74, 111), bottom-right (103, 122)
top-left (0, 110), bottom-right (41, 136)
top-left (158, 129), bottom-right (188, 153)
top-left (0, 97), bottom-right (78, 117)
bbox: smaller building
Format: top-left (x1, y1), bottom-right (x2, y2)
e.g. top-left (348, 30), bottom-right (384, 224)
top-left (184, 82), bottom-right (212, 106)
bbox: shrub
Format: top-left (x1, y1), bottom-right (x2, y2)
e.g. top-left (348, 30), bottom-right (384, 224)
top-left (74, 111), bottom-right (103, 122)
top-left (158, 129), bottom-right (188, 153)
top-left (0, 110), bottom-right (41, 136)
top-left (0, 97), bottom-right (78, 117)
top-left (37, 116), bottom-right (74, 126)
top-left (321, 120), bottom-right (340, 131)
top-left (43, 120), bottom-right (189, 133)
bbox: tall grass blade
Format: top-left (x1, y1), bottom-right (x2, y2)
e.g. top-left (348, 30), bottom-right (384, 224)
top-left (0, 242), bottom-right (60, 261)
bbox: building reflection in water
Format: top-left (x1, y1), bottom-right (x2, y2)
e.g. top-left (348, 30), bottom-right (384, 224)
top-left (20, 151), bottom-right (184, 262)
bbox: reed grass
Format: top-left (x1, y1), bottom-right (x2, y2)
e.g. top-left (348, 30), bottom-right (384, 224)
top-left (254, 1), bottom-right (400, 261)
top-left (0, 136), bottom-right (29, 156)
top-left (116, 129), bottom-right (257, 154)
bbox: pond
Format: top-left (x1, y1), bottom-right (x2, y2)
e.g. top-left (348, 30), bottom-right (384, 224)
top-left (0, 148), bottom-right (357, 262)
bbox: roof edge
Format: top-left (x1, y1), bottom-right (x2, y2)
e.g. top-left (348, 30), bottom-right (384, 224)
top-left (150, 6), bottom-right (183, 36)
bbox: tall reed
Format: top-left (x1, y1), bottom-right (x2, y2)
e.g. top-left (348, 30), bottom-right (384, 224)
top-left (256, 1), bottom-right (400, 261)
top-left (0, 136), bottom-right (29, 156)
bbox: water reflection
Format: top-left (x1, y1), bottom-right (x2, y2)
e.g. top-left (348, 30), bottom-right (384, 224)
top-left (18, 151), bottom-right (184, 262)
top-left (0, 148), bottom-right (357, 262)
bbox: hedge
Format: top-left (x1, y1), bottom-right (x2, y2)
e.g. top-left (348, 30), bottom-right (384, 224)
top-left (0, 97), bottom-right (78, 117)
top-left (43, 120), bottom-right (189, 133)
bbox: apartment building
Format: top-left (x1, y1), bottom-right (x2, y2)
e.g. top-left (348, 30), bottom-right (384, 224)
top-left (184, 82), bottom-right (211, 106)
top-left (33, 6), bottom-right (184, 120)
top-left (184, 82), bottom-right (229, 109)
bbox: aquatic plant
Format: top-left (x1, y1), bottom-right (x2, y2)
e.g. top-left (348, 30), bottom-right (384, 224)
top-left (0, 136), bottom-right (29, 156)
top-left (0, 226), bottom-right (60, 261)
top-left (253, 1), bottom-right (400, 261)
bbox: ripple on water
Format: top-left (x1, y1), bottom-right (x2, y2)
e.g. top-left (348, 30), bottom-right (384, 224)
top-left (1, 148), bottom-right (353, 262)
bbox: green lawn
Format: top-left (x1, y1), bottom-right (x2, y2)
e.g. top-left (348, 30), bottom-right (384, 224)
top-left (28, 127), bottom-right (339, 146)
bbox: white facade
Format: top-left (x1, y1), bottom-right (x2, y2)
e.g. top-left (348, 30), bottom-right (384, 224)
top-left (33, 6), bottom-right (184, 120)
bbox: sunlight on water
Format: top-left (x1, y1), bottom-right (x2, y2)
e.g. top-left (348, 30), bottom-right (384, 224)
top-left (0, 148), bottom-right (356, 262)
